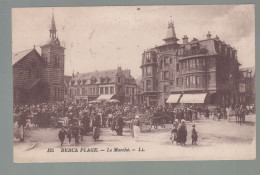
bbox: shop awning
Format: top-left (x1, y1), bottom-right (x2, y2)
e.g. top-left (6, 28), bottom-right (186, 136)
top-left (97, 94), bottom-right (114, 100)
top-left (166, 94), bottom-right (181, 103)
top-left (180, 93), bottom-right (207, 103)
top-left (74, 96), bottom-right (88, 99)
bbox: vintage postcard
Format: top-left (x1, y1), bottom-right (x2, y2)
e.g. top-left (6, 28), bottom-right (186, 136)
top-left (12, 5), bottom-right (255, 163)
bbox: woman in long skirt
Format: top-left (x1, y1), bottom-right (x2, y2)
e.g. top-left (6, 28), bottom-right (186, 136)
top-left (133, 115), bottom-right (141, 139)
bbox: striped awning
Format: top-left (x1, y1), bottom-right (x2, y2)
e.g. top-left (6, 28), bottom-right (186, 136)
top-left (180, 93), bottom-right (207, 103)
top-left (97, 94), bottom-right (114, 100)
top-left (166, 94), bottom-right (181, 103)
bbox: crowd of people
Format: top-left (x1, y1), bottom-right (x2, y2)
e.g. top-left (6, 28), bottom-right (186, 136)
top-left (13, 100), bottom-right (255, 146)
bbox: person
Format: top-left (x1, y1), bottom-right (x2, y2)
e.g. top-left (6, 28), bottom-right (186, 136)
top-left (72, 123), bottom-right (79, 144)
top-left (17, 110), bottom-right (27, 142)
top-left (191, 124), bottom-right (198, 145)
top-left (79, 123), bottom-right (84, 142)
top-left (170, 119), bottom-right (179, 145)
top-left (67, 124), bottom-right (72, 145)
top-left (92, 114), bottom-right (100, 141)
top-left (58, 127), bottom-right (66, 146)
top-left (111, 115), bottom-right (117, 136)
top-left (115, 115), bottom-right (124, 136)
top-left (205, 107), bottom-right (210, 119)
top-left (133, 115), bottom-right (141, 139)
top-left (177, 119), bottom-right (187, 146)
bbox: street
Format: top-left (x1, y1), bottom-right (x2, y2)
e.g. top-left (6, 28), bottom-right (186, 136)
top-left (13, 115), bottom-right (256, 162)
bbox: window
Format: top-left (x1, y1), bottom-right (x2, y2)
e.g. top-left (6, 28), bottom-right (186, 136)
top-left (44, 56), bottom-right (48, 66)
top-left (176, 63), bottom-right (180, 72)
top-left (186, 75), bottom-right (197, 86)
top-left (77, 88), bottom-right (80, 95)
top-left (105, 87), bottom-right (108, 94)
top-left (170, 57), bottom-right (173, 64)
top-left (82, 88), bottom-right (85, 95)
top-left (110, 87), bottom-right (114, 94)
top-left (164, 71), bottom-right (169, 80)
top-left (164, 85), bottom-right (169, 92)
top-left (100, 87), bottom-right (104, 94)
top-left (160, 60), bottom-right (163, 69)
top-left (197, 77), bottom-right (204, 87)
top-left (164, 57), bottom-right (169, 65)
top-left (132, 87), bottom-right (135, 95)
top-left (146, 66), bottom-right (152, 76)
top-left (118, 77), bottom-right (122, 83)
top-left (54, 56), bottom-right (59, 67)
top-left (186, 77), bottom-right (190, 87)
top-left (176, 77), bottom-right (182, 87)
top-left (146, 80), bottom-right (152, 91)
top-left (126, 87), bottom-right (129, 95)
top-left (145, 52), bottom-right (151, 63)
top-left (190, 59), bottom-right (196, 68)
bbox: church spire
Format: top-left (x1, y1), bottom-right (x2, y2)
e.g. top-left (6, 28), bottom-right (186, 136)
top-left (49, 13), bottom-right (57, 39)
top-left (163, 20), bottom-right (179, 44)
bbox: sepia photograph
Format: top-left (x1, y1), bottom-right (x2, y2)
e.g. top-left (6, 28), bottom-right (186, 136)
top-left (12, 5), bottom-right (255, 163)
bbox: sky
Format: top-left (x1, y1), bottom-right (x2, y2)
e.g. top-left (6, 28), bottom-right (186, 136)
top-left (12, 5), bottom-right (255, 79)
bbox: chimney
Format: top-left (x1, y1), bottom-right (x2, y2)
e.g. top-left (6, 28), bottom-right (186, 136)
top-left (72, 70), bottom-right (74, 77)
top-left (207, 31), bottom-right (211, 39)
top-left (182, 35), bottom-right (188, 44)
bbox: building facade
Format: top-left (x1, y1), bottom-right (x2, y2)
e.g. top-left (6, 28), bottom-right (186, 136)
top-left (13, 14), bottom-right (65, 105)
top-left (141, 21), bottom-right (240, 107)
top-left (67, 67), bottom-right (137, 104)
top-left (238, 67), bottom-right (255, 104)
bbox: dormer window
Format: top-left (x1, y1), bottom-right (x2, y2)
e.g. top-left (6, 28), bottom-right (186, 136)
top-left (77, 80), bottom-right (81, 85)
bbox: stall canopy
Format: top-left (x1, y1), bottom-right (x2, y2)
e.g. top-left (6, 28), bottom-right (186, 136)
top-left (180, 93), bottom-right (207, 103)
top-left (97, 94), bottom-right (114, 101)
top-left (166, 94), bottom-right (181, 103)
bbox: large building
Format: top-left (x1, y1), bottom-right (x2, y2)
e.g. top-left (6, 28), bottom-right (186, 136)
top-left (13, 14), bottom-right (65, 105)
top-left (141, 21), bottom-right (240, 107)
top-left (67, 67), bottom-right (137, 104)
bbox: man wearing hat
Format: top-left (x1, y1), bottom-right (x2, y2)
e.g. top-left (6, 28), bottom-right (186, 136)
top-left (191, 124), bottom-right (198, 145)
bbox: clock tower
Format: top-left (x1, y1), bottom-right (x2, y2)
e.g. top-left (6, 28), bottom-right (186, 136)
top-left (41, 13), bottom-right (65, 102)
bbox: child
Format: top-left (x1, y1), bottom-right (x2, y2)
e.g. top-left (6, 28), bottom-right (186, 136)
top-left (58, 127), bottom-right (66, 146)
top-left (191, 124), bottom-right (198, 145)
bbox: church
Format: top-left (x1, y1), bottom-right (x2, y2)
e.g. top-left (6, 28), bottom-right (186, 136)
top-left (12, 14), bottom-right (65, 105)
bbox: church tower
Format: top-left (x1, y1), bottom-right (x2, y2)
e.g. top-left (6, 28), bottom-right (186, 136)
top-left (41, 13), bottom-right (65, 102)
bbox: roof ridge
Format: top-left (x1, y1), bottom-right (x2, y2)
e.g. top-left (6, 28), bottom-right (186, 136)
top-left (12, 48), bottom-right (34, 55)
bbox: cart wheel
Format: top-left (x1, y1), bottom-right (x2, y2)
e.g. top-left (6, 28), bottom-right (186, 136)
top-left (145, 123), bottom-right (152, 131)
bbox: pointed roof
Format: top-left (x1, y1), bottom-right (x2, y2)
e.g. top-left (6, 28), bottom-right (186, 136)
top-left (12, 49), bottom-right (34, 65)
top-left (50, 13), bottom-right (56, 31)
top-left (163, 21), bottom-right (178, 42)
